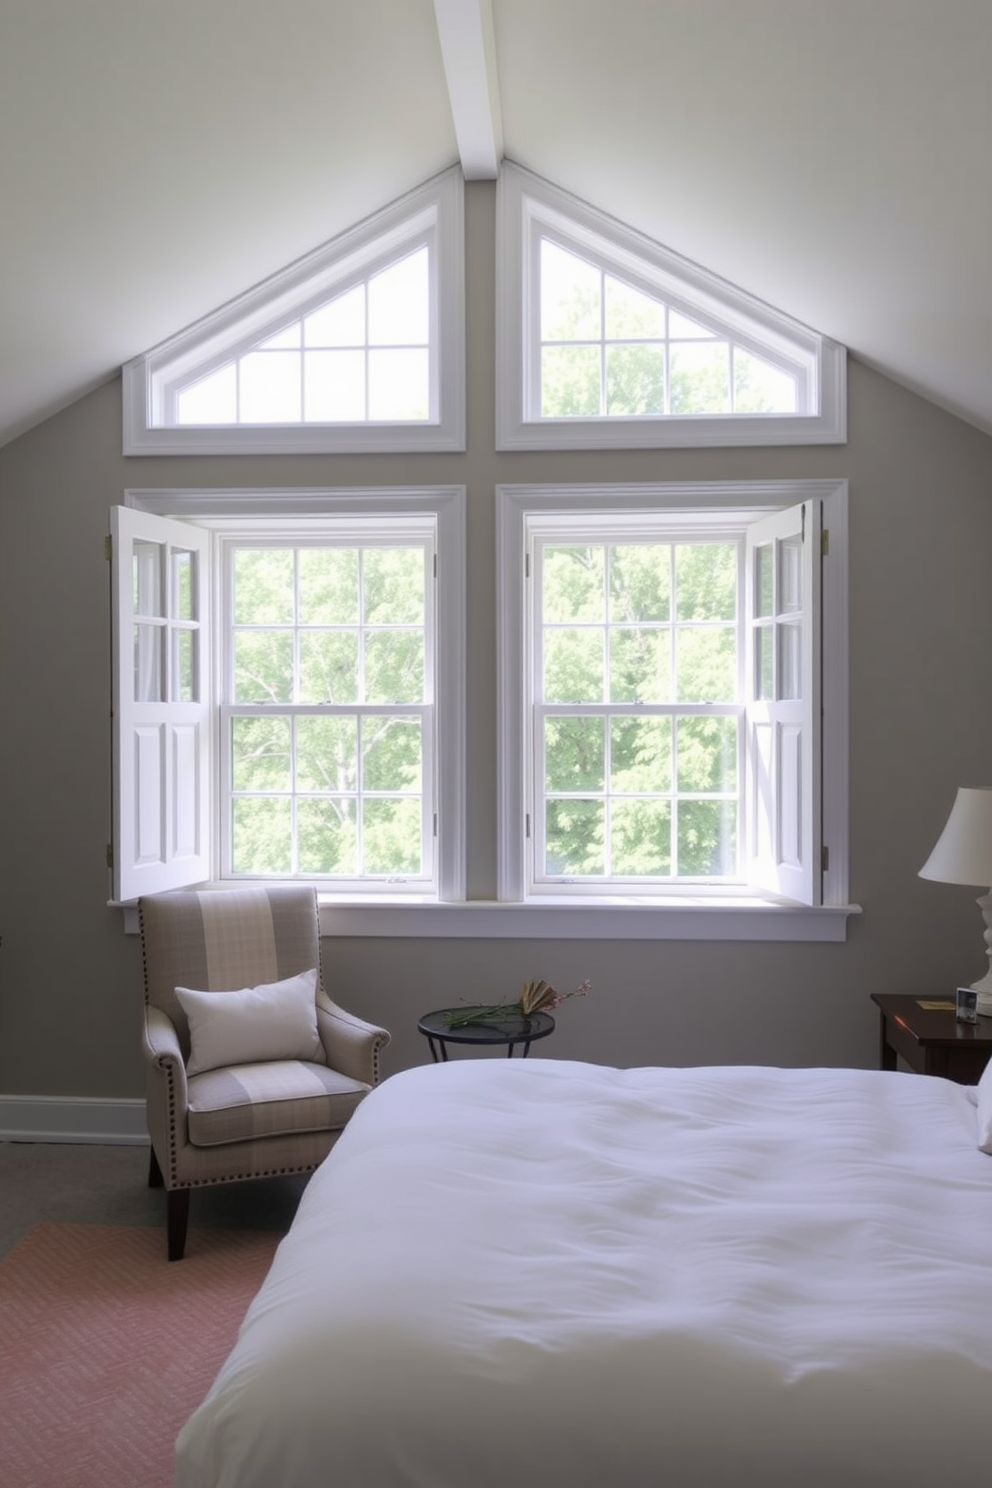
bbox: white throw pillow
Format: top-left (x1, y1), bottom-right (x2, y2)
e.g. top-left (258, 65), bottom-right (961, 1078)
top-left (975, 1055), bottom-right (992, 1154)
top-left (176, 968), bottom-right (322, 1077)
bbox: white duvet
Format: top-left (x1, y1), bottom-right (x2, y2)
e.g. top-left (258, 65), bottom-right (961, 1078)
top-left (175, 1059), bottom-right (992, 1488)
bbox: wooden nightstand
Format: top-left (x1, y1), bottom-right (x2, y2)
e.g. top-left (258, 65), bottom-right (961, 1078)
top-left (870, 993), bottom-right (992, 1084)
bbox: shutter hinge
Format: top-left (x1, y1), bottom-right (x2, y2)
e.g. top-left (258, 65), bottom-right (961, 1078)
top-left (525, 553), bottom-right (530, 579)
top-left (821, 528), bottom-right (829, 557)
top-left (433, 813), bottom-right (438, 838)
top-left (105, 843), bottom-right (114, 869)
top-left (104, 534), bottom-right (112, 561)
top-left (525, 813), bottom-right (531, 839)
top-left (433, 553), bottom-right (437, 579)
top-left (821, 845), bottom-right (829, 872)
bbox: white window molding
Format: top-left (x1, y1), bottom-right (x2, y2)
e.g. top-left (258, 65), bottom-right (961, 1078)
top-left (496, 480), bottom-right (854, 936)
top-left (496, 162), bottom-right (846, 451)
top-left (113, 487), bottom-right (466, 903)
top-left (122, 170), bottom-right (465, 456)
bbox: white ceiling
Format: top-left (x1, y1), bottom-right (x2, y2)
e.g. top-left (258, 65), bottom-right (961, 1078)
top-left (2, 0), bottom-right (990, 450)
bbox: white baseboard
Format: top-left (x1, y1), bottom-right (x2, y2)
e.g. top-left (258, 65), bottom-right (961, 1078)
top-left (0, 1096), bottom-right (148, 1145)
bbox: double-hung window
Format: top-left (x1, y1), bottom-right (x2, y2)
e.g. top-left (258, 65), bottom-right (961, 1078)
top-left (497, 481), bottom-right (849, 917)
top-left (110, 490), bottom-right (465, 905)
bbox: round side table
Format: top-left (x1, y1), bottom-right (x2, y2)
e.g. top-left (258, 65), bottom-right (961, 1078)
top-left (417, 1007), bottom-right (555, 1062)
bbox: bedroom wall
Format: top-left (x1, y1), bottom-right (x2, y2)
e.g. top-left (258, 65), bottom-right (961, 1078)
top-left (2, 179), bottom-right (992, 1107)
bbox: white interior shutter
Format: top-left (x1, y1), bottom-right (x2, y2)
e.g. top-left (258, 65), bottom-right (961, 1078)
top-left (744, 500), bottom-right (821, 903)
top-left (110, 506), bottom-right (211, 901)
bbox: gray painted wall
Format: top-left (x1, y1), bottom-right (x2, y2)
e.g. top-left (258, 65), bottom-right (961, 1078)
top-left (3, 182), bottom-right (992, 1099)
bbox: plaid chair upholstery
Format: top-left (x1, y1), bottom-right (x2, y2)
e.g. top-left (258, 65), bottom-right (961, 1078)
top-left (139, 885), bottom-right (390, 1260)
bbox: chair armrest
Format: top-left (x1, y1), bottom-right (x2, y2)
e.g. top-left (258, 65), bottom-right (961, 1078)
top-left (142, 1007), bottom-right (189, 1176)
top-left (316, 990), bottom-right (390, 1087)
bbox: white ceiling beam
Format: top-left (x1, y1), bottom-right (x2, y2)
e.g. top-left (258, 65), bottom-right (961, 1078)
top-left (432, 0), bottom-right (503, 180)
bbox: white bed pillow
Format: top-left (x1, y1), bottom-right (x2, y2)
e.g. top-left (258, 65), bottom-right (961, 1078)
top-left (176, 968), bottom-right (322, 1076)
top-left (975, 1055), bottom-right (992, 1153)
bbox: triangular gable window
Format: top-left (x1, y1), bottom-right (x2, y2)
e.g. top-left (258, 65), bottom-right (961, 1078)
top-left (496, 162), bottom-right (846, 450)
top-left (123, 169), bottom-right (464, 455)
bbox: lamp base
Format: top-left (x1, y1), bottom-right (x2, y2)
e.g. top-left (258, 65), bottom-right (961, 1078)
top-left (977, 991), bottom-right (992, 1019)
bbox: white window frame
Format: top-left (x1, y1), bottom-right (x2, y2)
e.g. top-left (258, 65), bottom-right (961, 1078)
top-left (496, 162), bottom-right (847, 451)
top-left (496, 481), bottom-right (853, 939)
top-left (122, 170), bottom-right (465, 456)
top-left (113, 487), bottom-right (466, 905)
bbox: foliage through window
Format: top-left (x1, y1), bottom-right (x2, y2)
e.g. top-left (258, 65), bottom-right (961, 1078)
top-left (223, 541), bottom-right (432, 880)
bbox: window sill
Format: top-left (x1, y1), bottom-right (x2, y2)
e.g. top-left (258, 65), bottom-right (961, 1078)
top-left (116, 892), bottom-right (859, 941)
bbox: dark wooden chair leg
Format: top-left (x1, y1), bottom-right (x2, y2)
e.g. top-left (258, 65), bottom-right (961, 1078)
top-left (148, 1146), bottom-right (164, 1188)
top-left (166, 1188), bottom-right (191, 1262)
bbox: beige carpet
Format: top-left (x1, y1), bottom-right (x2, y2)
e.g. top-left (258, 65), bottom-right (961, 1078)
top-left (0, 1222), bottom-right (281, 1488)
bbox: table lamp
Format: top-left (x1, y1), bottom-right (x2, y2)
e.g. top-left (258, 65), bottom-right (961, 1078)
top-left (919, 786), bottom-right (992, 1017)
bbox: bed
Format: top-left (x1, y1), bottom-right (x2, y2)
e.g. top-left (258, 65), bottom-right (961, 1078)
top-left (175, 1056), bottom-right (992, 1487)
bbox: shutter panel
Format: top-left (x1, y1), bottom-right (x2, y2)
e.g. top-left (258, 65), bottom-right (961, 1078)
top-left (111, 506), bottom-right (211, 900)
top-left (744, 501), bottom-right (821, 903)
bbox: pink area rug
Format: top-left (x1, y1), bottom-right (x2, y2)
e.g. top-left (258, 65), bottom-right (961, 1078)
top-left (0, 1222), bottom-right (281, 1488)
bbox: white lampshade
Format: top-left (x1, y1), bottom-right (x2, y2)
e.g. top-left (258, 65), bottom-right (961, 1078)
top-left (920, 787), bottom-right (992, 886)
top-left (920, 786), bottom-right (992, 1017)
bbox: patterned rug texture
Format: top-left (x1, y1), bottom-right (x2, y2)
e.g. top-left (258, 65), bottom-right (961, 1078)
top-left (0, 1222), bottom-right (281, 1488)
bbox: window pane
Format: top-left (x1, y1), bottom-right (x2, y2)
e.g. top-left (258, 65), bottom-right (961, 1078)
top-left (368, 348), bottom-right (429, 420)
top-left (676, 716), bottom-right (738, 792)
top-left (298, 548), bottom-right (359, 625)
top-left (543, 629), bottom-right (604, 702)
top-left (610, 717), bottom-right (672, 793)
top-left (234, 630), bottom-right (294, 703)
top-left (544, 717), bottom-right (605, 793)
top-left (754, 543), bottom-right (774, 618)
top-left (611, 799), bottom-right (671, 876)
top-left (734, 349), bottom-right (797, 413)
top-left (133, 541), bottom-right (162, 617)
top-left (304, 286), bottom-right (365, 348)
top-left (605, 345), bottom-right (665, 415)
top-left (173, 630), bottom-right (195, 703)
top-left (298, 631), bottom-right (359, 703)
top-left (368, 248), bottom-right (429, 346)
top-left (609, 627), bottom-right (670, 703)
top-left (234, 549), bottom-right (294, 625)
top-left (362, 798), bottom-right (421, 874)
top-left (364, 631), bottom-right (424, 704)
top-left (780, 620), bottom-right (801, 701)
top-left (172, 550), bottom-right (194, 621)
top-left (296, 716), bottom-right (357, 792)
top-left (540, 240), bottom-right (601, 341)
top-left (363, 548), bottom-right (424, 625)
top-left (176, 363), bottom-right (237, 424)
top-left (676, 544), bottom-right (736, 621)
top-left (781, 536), bottom-right (802, 613)
top-left (363, 717), bottom-right (422, 792)
top-left (232, 796), bottom-right (292, 874)
top-left (669, 341), bottom-right (731, 413)
top-left (297, 798), bottom-right (358, 875)
top-left (133, 624), bottom-right (162, 703)
top-left (304, 350), bottom-right (366, 422)
top-left (675, 627), bottom-right (737, 703)
top-left (610, 545), bottom-right (670, 623)
top-left (231, 716), bottom-right (291, 791)
top-left (677, 799), bottom-right (737, 875)
top-left (240, 350), bottom-right (302, 423)
top-left (756, 624), bottom-right (774, 700)
top-left (545, 799), bottom-right (605, 876)
top-left (543, 546), bottom-right (604, 623)
top-left (541, 344), bottom-right (600, 417)
top-left (604, 276), bottom-right (665, 339)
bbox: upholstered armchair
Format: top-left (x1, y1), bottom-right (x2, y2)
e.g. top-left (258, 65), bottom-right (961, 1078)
top-left (139, 885), bottom-right (390, 1260)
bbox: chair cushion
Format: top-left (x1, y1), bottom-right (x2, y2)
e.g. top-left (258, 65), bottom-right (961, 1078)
top-left (176, 969), bottom-right (324, 1076)
top-left (186, 1060), bottom-right (371, 1147)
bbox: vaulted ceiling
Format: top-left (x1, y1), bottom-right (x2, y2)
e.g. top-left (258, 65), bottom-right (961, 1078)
top-left (2, 0), bottom-right (990, 451)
